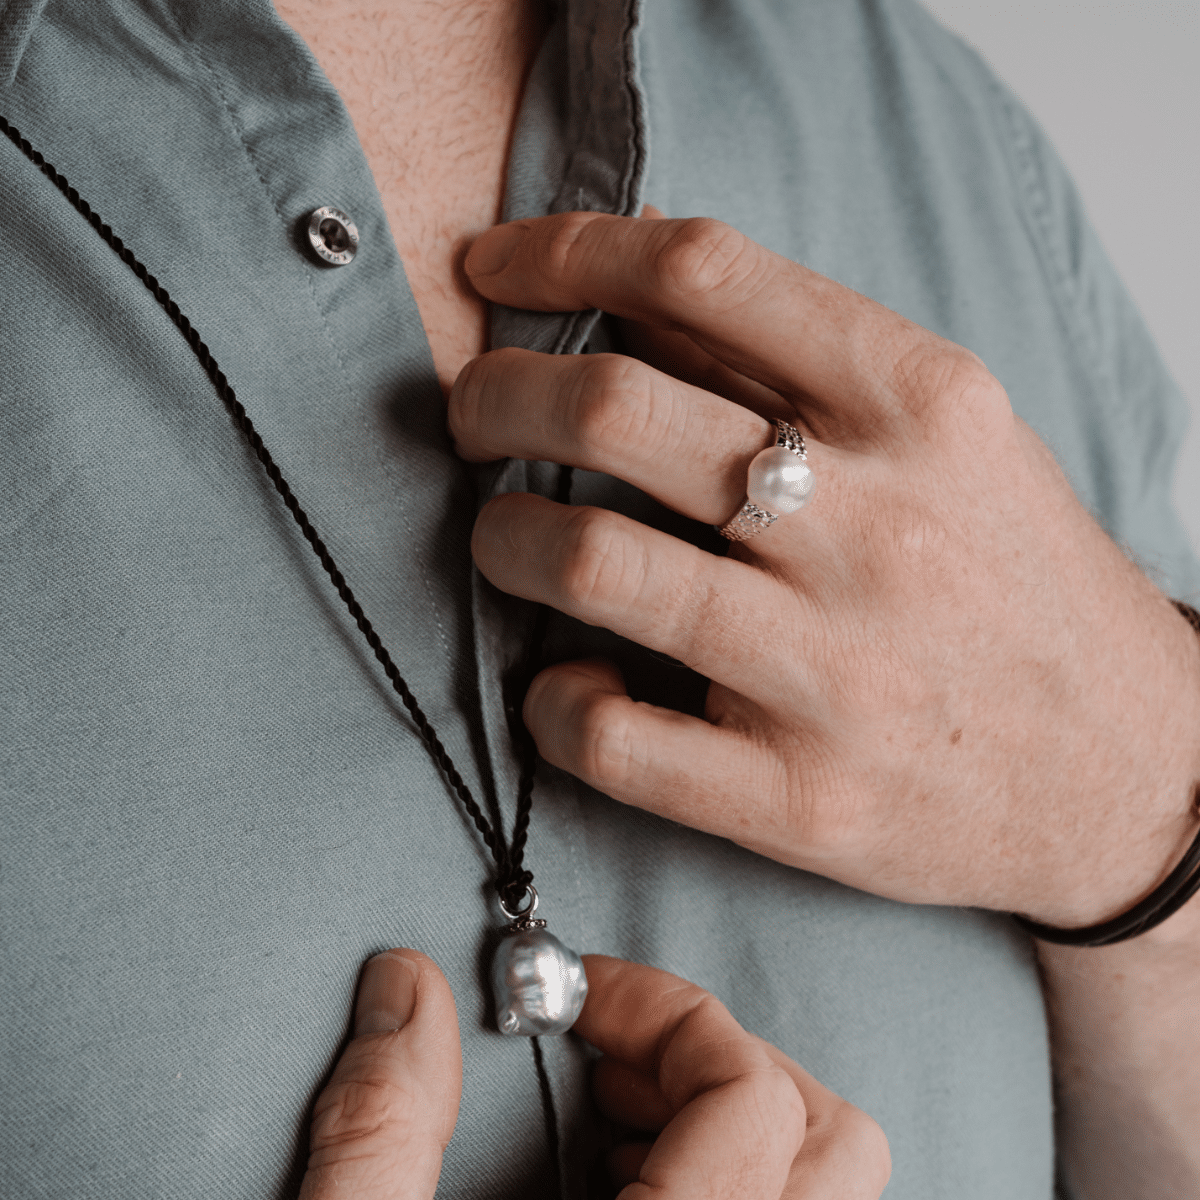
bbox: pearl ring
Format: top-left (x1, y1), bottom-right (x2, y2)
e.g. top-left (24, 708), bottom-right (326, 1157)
top-left (717, 419), bottom-right (816, 541)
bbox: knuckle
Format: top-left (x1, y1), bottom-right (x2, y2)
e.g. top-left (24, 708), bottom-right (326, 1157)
top-left (761, 1065), bottom-right (808, 1140)
top-left (576, 689), bottom-right (638, 790)
top-left (786, 797), bottom-right (839, 853)
top-left (771, 747), bottom-right (836, 847)
top-left (883, 502), bottom-right (954, 587)
top-left (309, 1070), bottom-right (416, 1157)
top-left (828, 1102), bottom-right (892, 1196)
top-left (570, 355), bottom-right (665, 464)
top-left (556, 507), bottom-right (642, 611)
top-left (682, 990), bottom-right (733, 1038)
top-left (650, 218), bottom-right (764, 308)
top-left (538, 211), bottom-right (603, 278)
top-left (447, 347), bottom-right (526, 446)
top-left (664, 990), bottom-right (736, 1063)
top-left (889, 339), bottom-right (1006, 425)
top-left (724, 1066), bottom-right (807, 1192)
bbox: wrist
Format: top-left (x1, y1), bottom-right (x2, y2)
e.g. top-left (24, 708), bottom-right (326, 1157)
top-left (1021, 595), bottom-right (1200, 940)
top-left (1035, 884), bottom-right (1200, 968)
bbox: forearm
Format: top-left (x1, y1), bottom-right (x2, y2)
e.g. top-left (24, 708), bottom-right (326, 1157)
top-left (1038, 900), bottom-right (1200, 1199)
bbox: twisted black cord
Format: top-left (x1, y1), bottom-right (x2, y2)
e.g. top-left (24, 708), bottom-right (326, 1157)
top-left (530, 1037), bottom-right (563, 1195)
top-left (500, 464), bottom-right (575, 912)
top-left (1, 112), bottom-right (535, 901)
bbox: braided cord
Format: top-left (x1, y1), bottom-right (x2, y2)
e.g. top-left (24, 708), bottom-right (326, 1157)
top-left (1, 113), bottom-right (540, 904)
top-left (503, 464), bottom-right (575, 906)
top-left (530, 1037), bottom-right (562, 1194)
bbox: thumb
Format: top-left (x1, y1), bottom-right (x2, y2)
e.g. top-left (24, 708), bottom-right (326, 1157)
top-left (299, 949), bottom-right (463, 1200)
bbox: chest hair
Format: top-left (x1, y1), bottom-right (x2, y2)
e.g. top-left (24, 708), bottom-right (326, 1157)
top-left (274, 0), bottom-right (550, 390)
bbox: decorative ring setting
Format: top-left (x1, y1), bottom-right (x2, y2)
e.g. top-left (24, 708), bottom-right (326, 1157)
top-left (718, 419), bottom-right (815, 541)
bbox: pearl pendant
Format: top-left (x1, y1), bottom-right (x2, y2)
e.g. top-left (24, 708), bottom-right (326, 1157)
top-left (493, 927), bottom-right (588, 1036)
top-left (492, 888), bottom-right (587, 1036)
top-left (746, 444), bottom-right (815, 514)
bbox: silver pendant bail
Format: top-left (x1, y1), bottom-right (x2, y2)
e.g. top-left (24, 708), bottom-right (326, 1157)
top-left (498, 884), bottom-right (544, 930)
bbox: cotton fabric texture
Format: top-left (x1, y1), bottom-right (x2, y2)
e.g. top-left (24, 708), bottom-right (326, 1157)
top-left (1, 1), bottom-right (1195, 1198)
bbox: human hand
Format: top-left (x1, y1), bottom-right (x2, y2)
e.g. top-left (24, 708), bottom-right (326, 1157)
top-left (578, 954), bottom-right (890, 1199)
top-left (453, 212), bottom-right (1200, 930)
top-left (298, 950), bottom-right (461, 1200)
top-left (298, 949), bottom-right (887, 1199)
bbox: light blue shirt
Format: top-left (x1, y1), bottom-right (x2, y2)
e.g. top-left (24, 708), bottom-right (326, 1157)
top-left (2, 1), bottom-right (1195, 1197)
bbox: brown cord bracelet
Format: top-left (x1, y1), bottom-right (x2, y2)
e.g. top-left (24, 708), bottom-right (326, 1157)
top-left (1012, 600), bottom-right (1200, 947)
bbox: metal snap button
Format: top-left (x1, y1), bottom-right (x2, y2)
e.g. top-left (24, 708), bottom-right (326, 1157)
top-left (306, 206), bottom-right (359, 265)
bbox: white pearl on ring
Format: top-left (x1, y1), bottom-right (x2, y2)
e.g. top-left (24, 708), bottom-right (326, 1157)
top-left (746, 444), bottom-right (816, 514)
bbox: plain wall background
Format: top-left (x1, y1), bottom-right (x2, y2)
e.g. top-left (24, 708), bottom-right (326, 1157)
top-left (920, 0), bottom-right (1200, 553)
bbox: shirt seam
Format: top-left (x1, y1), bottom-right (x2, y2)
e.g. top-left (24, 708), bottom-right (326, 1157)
top-left (614, 0), bottom-right (648, 219)
top-left (985, 76), bottom-right (1125, 433)
top-left (160, 4), bottom-right (353, 389)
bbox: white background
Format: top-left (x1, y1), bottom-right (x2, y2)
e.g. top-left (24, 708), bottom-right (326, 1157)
top-left (920, 0), bottom-right (1200, 552)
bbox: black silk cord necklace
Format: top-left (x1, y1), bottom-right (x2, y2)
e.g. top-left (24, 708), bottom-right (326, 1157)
top-left (2, 113), bottom-right (565, 1194)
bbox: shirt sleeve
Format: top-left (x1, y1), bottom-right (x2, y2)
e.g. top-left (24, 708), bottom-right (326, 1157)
top-left (979, 59), bottom-right (1200, 600)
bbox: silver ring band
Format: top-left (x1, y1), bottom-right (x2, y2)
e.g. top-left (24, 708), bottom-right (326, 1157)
top-left (718, 498), bottom-right (780, 542)
top-left (718, 419), bottom-right (812, 542)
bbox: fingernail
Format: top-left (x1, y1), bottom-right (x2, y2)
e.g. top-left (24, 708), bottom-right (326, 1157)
top-left (466, 222), bottom-right (528, 277)
top-left (354, 952), bottom-right (419, 1037)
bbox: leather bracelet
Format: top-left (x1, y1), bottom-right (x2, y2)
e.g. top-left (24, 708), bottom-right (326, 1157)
top-left (1012, 600), bottom-right (1200, 947)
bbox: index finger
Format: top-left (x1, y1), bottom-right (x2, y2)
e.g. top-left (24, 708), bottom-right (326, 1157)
top-left (576, 955), bottom-right (806, 1200)
top-left (465, 213), bottom-right (979, 441)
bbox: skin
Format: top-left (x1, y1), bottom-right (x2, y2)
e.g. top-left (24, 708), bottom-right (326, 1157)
top-left (275, 1), bottom-right (1200, 1194)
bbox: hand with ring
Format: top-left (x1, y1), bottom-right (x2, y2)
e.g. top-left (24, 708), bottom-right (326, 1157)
top-left (450, 210), bottom-right (1200, 932)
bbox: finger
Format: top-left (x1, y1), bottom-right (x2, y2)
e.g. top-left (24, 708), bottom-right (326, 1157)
top-left (633, 207), bottom-right (789, 419)
top-left (608, 1142), bottom-right (655, 1189)
top-left (756, 1041), bottom-right (892, 1200)
top-left (472, 492), bottom-right (822, 698)
top-left (598, 1046), bottom-right (891, 1200)
top-left (465, 212), bottom-right (985, 441)
top-left (586, 958), bottom-right (889, 1200)
top-left (619, 318), bottom-right (793, 422)
top-left (576, 956), bottom-right (806, 1200)
top-left (300, 950), bottom-right (462, 1200)
top-left (523, 659), bottom-right (792, 852)
top-left (449, 347), bottom-right (769, 525)
top-left (593, 1055), bottom-right (674, 1132)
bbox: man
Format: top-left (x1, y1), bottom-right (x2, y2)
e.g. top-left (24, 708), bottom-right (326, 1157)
top-left (1, 0), bottom-right (1197, 1196)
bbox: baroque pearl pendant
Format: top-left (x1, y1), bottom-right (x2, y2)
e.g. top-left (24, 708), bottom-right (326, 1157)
top-left (492, 888), bottom-right (588, 1036)
top-left (746, 444), bottom-right (815, 515)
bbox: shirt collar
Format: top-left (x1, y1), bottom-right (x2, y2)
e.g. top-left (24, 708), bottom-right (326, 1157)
top-left (492, 0), bottom-right (648, 356)
top-left (1, 0), bottom-right (647, 230)
top-left (0, 0), bottom-right (647, 353)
